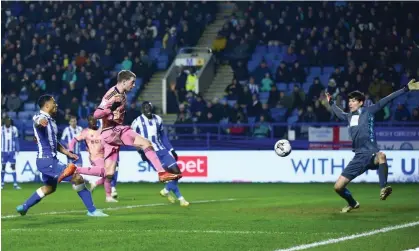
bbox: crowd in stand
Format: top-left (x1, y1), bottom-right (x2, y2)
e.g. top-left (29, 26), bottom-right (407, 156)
top-left (173, 2), bottom-right (419, 138)
top-left (2, 2), bottom-right (419, 140)
top-left (1, 1), bottom-right (215, 127)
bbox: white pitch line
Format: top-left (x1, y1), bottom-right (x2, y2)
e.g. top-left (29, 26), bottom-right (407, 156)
top-left (275, 221), bottom-right (419, 251)
top-left (6, 228), bottom-right (344, 236)
top-left (1, 198), bottom-right (237, 219)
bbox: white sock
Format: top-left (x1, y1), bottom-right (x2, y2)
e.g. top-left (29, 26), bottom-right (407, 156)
top-left (178, 196), bottom-right (185, 201)
top-left (111, 187), bottom-right (116, 193)
top-left (162, 188), bottom-right (169, 194)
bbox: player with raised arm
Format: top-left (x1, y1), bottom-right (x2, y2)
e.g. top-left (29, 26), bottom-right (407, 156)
top-left (327, 79), bottom-right (419, 213)
top-left (93, 70), bottom-right (181, 189)
top-left (133, 101), bottom-right (189, 207)
top-left (1, 117), bottom-right (21, 189)
top-left (16, 95), bottom-right (107, 217)
top-left (68, 115), bottom-right (117, 202)
top-left (61, 116), bottom-right (83, 165)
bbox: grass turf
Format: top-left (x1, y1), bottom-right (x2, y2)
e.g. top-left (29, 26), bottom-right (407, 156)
top-left (1, 183), bottom-right (419, 251)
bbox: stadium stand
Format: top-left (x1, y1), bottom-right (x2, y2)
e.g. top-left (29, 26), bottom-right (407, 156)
top-left (2, 1), bottom-right (419, 148)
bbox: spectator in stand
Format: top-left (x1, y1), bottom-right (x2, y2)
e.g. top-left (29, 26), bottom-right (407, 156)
top-left (251, 60), bottom-right (271, 85)
top-left (122, 55), bottom-right (133, 70)
top-left (275, 61), bottom-right (291, 83)
top-left (307, 77), bottom-right (324, 104)
top-left (247, 94), bottom-right (262, 118)
top-left (62, 64), bottom-right (77, 90)
top-left (233, 61), bottom-right (249, 84)
top-left (238, 85), bottom-right (252, 109)
top-left (267, 85), bottom-right (280, 108)
top-left (291, 61), bottom-right (306, 84)
top-left (225, 79), bottom-right (242, 100)
top-left (261, 73), bottom-right (273, 92)
top-left (253, 115), bottom-right (271, 138)
top-left (411, 108), bottom-right (419, 122)
top-left (314, 100), bottom-right (330, 122)
top-left (5, 91), bottom-right (22, 112)
top-left (394, 103), bottom-right (410, 122)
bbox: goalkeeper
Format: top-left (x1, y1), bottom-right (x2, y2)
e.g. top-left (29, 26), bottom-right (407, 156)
top-left (326, 79), bottom-right (419, 213)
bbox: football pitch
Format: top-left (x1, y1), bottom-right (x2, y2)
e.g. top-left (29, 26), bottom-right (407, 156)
top-left (2, 183), bottom-right (419, 251)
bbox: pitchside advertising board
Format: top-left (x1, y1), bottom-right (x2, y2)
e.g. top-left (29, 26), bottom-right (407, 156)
top-left (309, 127), bottom-right (419, 150)
top-left (3, 150), bottom-right (419, 183)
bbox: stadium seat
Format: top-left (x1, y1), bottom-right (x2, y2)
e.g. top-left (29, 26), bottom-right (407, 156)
top-left (302, 82), bottom-right (311, 93)
top-left (276, 83), bottom-right (287, 92)
top-left (310, 67), bottom-right (321, 76)
top-left (255, 46), bottom-right (266, 54)
top-left (7, 111), bottom-right (17, 119)
top-left (23, 102), bottom-right (36, 111)
top-left (287, 115), bottom-right (299, 124)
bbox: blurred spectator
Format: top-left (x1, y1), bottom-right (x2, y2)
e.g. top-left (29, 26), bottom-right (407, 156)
top-left (275, 61), bottom-right (291, 83)
top-left (238, 85), bottom-right (252, 108)
top-left (248, 77), bottom-right (259, 95)
top-left (267, 85), bottom-right (280, 108)
top-left (253, 115), bottom-right (271, 138)
top-left (122, 56), bottom-right (133, 70)
top-left (291, 61), bottom-right (306, 84)
top-left (307, 77), bottom-right (324, 103)
top-left (411, 108), bottom-right (419, 121)
top-left (225, 79), bottom-right (242, 100)
top-left (247, 94), bottom-right (262, 117)
top-left (5, 91), bottom-right (22, 112)
top-left (394, 104), bottom-right (410, 121)
top-left (261, 73), bottom-right (273, 92)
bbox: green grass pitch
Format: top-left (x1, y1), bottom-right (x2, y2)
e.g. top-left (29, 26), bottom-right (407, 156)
top-left (2, 183), bottom-right (419, 251)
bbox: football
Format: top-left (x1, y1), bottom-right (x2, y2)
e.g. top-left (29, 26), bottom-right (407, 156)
top-left (274, 139), bottom-right (292, 157)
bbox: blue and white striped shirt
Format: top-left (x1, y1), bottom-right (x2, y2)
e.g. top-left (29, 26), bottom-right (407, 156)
top-left (131, 114), bottom-right (173, 152)
top-left (61, 125), bottom-right (83, 154)
top-left (33, 111), bottom-right (59, 158)
top-left (1, 125), bottom-right (19, 153)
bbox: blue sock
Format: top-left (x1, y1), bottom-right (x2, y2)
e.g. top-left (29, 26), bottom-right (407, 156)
top-left (337, 188), bottom-right (357, 206)
top-left (1, 170), bottom-right (5, 184)
top-left (170, 180), bottom-right (182, 199)
top-left (111, 171), bottom-right (118, 187)
top-left (23, 188), bottom-right (45, 211)
top-left (12, 170), bottom-right (17, 184)
top-left (75, 185), bottom-right (96, 213)
top-left (165, 181), bottom-right (171, 191)
top-left (378, 163), bottom-right (388, 188)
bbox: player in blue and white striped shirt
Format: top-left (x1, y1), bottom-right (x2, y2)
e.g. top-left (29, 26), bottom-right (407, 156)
top-left (16, 95), bottom-right (107, 217)
top-left (1, 117), bottom-right (21, 189)
top-left (132, 101), bottom-right (188, 206)
top-left (61, 116), bottom-right (83, 165)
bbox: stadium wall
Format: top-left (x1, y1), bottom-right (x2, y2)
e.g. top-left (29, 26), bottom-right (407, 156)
top-left (4, 151), bottom-right (419, 183)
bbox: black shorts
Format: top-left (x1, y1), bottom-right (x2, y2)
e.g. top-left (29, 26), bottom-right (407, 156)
top-left (341, 152), bottom-right (379, 181)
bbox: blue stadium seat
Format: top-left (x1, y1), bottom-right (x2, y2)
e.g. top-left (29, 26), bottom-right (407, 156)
top-left (255, 46), bottom-right (266, 54)
top-left (323, 67), bottom-right (334, 75)
top-left (158, 55), bottom-right (168, 62)
top-left (394, 64), bottom-right (402, 73)
top-left (7, 111), bottom-right (17, 119)
top-left (310, 67), bottom-right (321, 76)
top-left (248, 116), bottom-right (257, 124)
top-left (24, 102), bottom-right (36, 111)
top-left (276, 83), bottom-right (287, 91)
top-left (18, 111), bottom-right (31, 120)
top-left (154, 41), bottom-right (162, 48)
top-left (157, 61), bottom-right (168, 70)
top-left (287, 115), bottom-right (299, 124)
top-left (267, 45), bottom-right (280, 54)
top-left (247, 60), bottom-right (259, 72)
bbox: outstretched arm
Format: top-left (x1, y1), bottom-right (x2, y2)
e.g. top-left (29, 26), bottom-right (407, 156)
top-left (326, 93), bottom-right (348, 122)
top-left (93, 97), bottom-right (120, 119)
top-left (365, 79), bottom-right (419, 114)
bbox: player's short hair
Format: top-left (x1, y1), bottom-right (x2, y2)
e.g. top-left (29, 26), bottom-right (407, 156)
top-left (69, 116), bottom-right (77, 121)
top-left (117, 70), bottom-right (136, 82)
top-left (37, 94), bottom-right (54, 108)
top-left (348, 91), bottom-right (365, 103)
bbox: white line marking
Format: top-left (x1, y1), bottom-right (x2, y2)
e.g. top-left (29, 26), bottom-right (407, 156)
top-left (275, 221), bottom-right (419, 251)
top-left (403, 248), bottom-right (419, 251)
top-left (1, 198), bottom-right (237, 219)
top-left (5, 228), bottom-right (344, 236)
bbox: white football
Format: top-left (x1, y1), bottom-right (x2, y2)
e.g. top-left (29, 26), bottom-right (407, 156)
top-left (274, 139), bottom-right (292, 157)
